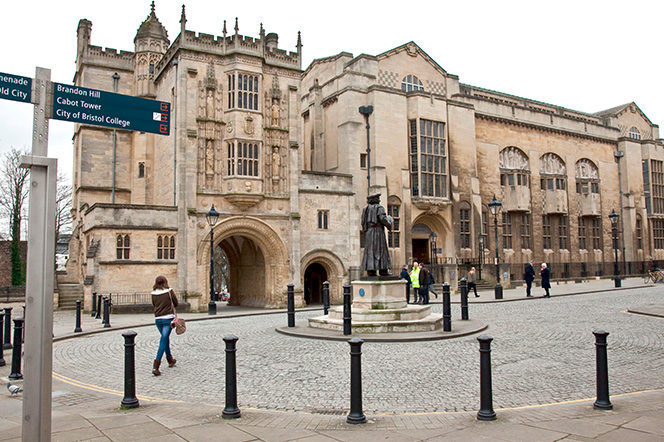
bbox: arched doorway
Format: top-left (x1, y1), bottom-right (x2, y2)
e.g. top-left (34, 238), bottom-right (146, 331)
top-left (218, 235), bottom-right (266, 307)
top-left (304, 263), bottom-right (327, 305)
top-left (200, 216), bottom-right (290, 308)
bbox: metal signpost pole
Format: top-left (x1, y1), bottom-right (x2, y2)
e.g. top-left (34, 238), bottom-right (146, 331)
top-left (21, 67), bottom-right (57, 442)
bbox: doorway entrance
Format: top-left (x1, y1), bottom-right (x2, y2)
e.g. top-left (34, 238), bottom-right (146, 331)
top-left (413, 238), bottom-right (429, 264)
top-left (304, 263), bottom-right (327, 305)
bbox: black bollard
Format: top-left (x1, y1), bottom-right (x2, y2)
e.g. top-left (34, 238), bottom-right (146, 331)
top-left (323, 281), bottom-right (330, 315)
top-left (121, 331), bottom-right (140, 409)
top-left (91, 293), bottom-right (97, 317)
top-left (95, 294), bottom-right (102, 319)
top-left (460, 278), bottom-right (469, 320)
top-left (347, 338), bottom-right (366, 424)
top-left (3, 307), bottom-right (12, 350)
top-left (8, 317), bottom-right (24, 380)
top-left (222, 335), bottom-right (241, 419)
top-left (593, 330), bottom-right (613, 410)
top-left (442, 282), bottom-right (451, 332)
top-left (287, 283), bottom-right (295, 328)
top-left (74, 300), bottom-right (83, 333)
top-left (477, 335), bottom-right (496, 421)
top-left (343, 284), bottom-right (352, 336)
top-left (103, 297), bottom-right (111, 328)
top-left (0, 312), bottom-right (5, 367)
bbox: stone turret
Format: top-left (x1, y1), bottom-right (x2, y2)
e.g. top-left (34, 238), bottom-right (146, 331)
top-left (76, 19), bottom-right (92, 67)
top-left (134, 1), bottom-right (170, 97)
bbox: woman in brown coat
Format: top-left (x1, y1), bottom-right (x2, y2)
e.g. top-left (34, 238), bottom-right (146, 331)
top-left (151, 275), bottom-right (179, 375)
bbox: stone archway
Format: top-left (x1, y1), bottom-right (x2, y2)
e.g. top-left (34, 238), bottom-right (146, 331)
top-left (300, 249), bottom-right (346, 305)
top-left (198, 216), bottom-right (289, 308)
top-left (304, 263), bottom-right (327, 305)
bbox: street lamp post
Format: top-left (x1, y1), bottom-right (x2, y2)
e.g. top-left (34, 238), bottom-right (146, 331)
top-left (488, 196), bottom-right (503, 299)
top-left (478, 234), bottom-right (484, 280)
top-left (609, 209), bottom-right (621, 288)
top-left (359, 106), bottom-right (373, 196)
top-left (430, 232), bottom-right (437, 282)
top-left (207, 205), bottom-right (220, 315)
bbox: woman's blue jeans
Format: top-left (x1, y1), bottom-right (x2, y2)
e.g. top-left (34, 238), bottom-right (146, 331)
top-left (155, 318), bottom-right (173, 360)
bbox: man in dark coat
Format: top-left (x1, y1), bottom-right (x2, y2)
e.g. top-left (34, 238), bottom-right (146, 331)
top-left (400, 265), bottom-right (411, 302)
top-left (361, 193), bottom-right (393, 276)
top-left (540, 262), bottom-right (551, 298)
top-left (524, 260), bottom-right (535, 297)
top-left (418, 263), bottom-right (430, 304)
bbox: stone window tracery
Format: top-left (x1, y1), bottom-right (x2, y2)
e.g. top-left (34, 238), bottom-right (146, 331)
top-left (629, 126), bottom-right (641, 140)
top-left (157, 235), bottom-right (175, 259)
top-left (409, 119), bottom-right (447, 198)
top-left (388, 203), bottom-right (401, 248)
top-left (401, 75), bottom-right (424, 92)
top-left (116, 234), bottom-right (130, 260)
top-left (228, 73), bottom-right (259, 111)
top-left (227, 141), bottom-right (259, 177)
top-left (575, 159), bottom-right (600, 194)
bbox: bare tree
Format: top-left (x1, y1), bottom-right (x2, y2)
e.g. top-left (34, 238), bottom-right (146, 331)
top-left (0, 147), bottom-right (30, 285)
top-left (56, 172), bottom-right (72, 240)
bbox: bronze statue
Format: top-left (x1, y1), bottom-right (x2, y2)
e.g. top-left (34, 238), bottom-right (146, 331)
top-left (361, 193), bottom-right (393, 276)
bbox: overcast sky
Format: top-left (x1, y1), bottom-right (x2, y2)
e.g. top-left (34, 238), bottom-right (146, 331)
top-left (1, 0), bottom-right (662, 180)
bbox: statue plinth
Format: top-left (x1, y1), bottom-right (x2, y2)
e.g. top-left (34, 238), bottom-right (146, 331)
top-left (352, 278), bottom-right (407, 310)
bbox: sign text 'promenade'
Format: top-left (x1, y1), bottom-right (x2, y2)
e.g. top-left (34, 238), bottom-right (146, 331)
top-left (52, 83), bottom-right (170, 135)
top-left (0, 71), bottom-right (31, 103)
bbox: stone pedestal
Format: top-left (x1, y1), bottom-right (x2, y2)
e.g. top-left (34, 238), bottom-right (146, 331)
top-left (308, 278), bottom-right (442, 333)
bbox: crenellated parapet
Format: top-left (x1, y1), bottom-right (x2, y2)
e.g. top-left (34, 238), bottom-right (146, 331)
top-left (78, 44), bottom-right (134, 73)
top-left (156, 28), bottom-right (300, 77)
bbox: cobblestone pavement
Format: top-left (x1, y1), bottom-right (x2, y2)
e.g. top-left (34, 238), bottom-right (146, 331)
top-left (51, 285), bottom-right (664, 415)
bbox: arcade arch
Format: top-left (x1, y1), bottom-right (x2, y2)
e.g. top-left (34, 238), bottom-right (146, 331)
top-left (301, 249), bottom-right (346, 305)
top-left (198, 216), bottom-right (289, 308)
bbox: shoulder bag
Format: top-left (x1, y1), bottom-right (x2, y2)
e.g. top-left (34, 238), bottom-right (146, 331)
top-left (168, 289), bottom-right (186, 335)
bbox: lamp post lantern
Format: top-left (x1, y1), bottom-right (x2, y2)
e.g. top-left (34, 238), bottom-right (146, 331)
top-left (359, 106), bottom-right (373, 196)
top-left (207, 205), bottom-right (220, 315)
top-left (488, 195), bottom-right (503, 299)
top-left (609, 209), bottom-right (620, 288)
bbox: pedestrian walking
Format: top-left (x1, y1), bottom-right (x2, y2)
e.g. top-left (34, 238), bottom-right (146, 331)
top-left (400, 265), bottom-right (411, 303)
top-left (418, 263), bottom-right (430, 305)
top-left (540, 263), bottom-right (551, 298)
top-left (524, 260), bottom-right (535, 297)
top-left (428, 271), bottom-right (438, 299)
top-left (410, 262), bottom-right (420, 303)
top-left (151, 275), bottom-right (179, 376)
top-left (467, 267), bottom-right (479, 297)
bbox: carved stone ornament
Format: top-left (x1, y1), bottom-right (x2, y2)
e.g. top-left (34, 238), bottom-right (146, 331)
top-left (499, 147), bottom-right (529, 170)
top-left (540, 153), bottom-right (566, 175)
top-left (575, 159), bottom-right (599, 180)
top-left (406, 43), bottom-right (418, 57)
top-left (244, 115), bottom-right (255, 135)
top-left (226, 121), bottom-right (233, 134)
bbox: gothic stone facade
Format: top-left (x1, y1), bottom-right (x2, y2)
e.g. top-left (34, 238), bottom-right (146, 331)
top-left (66, 5), bottom-right (662, 310)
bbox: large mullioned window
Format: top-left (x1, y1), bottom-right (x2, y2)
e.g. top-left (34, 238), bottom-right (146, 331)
top-left (409, 119), bottom-right (447, 198)
top-left (228, 73), bottom-right (259, 110)
top-left (227, 141), bottom-right (259, 177)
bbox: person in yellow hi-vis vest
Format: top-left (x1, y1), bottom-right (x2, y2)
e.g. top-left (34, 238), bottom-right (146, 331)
top-left (409, 262), bottom-right (420, 304)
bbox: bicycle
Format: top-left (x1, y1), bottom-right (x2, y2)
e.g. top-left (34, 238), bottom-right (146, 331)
top-left (644, 270), bottom-right (664, 284)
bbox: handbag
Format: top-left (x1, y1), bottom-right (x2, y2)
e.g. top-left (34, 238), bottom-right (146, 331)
top-left (167, 289), bottom-right (186, 335)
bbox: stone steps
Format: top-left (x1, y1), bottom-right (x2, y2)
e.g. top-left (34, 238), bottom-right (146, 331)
top-left (57, 283), bottom-right (84, 310)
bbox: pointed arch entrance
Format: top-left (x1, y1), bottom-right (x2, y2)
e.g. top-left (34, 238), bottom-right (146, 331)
top-left (200, 216), bottom-right (289, 308)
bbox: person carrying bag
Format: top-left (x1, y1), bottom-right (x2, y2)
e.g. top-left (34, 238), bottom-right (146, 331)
top-left (151, 276), bottom-right (180, 376)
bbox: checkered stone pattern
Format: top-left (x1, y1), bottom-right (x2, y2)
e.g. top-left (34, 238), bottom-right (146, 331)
top-left (378, 70), bottom-right (399, 88)
top-left (427, 80), bottom-right (446, 96)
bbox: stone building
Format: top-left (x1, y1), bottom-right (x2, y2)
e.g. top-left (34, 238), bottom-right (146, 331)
top-left (63, 3), bottom-right (662, 310)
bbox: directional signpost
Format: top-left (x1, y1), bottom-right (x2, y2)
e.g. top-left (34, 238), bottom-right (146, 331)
top-left (52, 82), bottom-right (170, 135)
top-left (0, 72), bottom-right (32, 103)
top-left (1, 67), bottom-right (171, 442)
